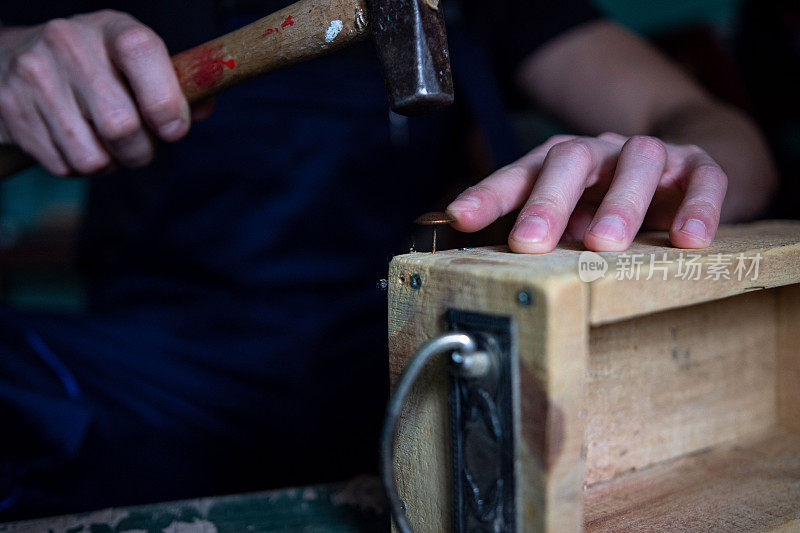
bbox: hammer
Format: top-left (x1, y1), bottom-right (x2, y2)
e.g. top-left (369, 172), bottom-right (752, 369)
top-left (0, 0), bottom-right (453, 177)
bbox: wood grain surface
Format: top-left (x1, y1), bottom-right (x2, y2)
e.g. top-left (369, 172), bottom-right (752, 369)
top-left (777, 284), bottom-right (800, 431)
top-left (584, 430), bottom-right (800, 532)
top-left (391, 221), bottom-right (800, 325)
top-left (585, 290), bottom-right (778, 485)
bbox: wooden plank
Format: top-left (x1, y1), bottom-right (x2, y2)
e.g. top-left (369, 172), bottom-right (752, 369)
top-left (777, 284), bottom-right (800, 431)
top-left (388, 255), bottom-right (588, 532)
top-left (387, 221), bottom-right (800, 326)
top-left (526, 278), bottom-right (588, 533)
top-left (387, 262), bottom-right (456, 532)
top-left (584, 429), bottom-right (800, 532)
top-left (585, 290), bottom-right (778, 485)
top-left (589, 221), bottom-right (800, 325)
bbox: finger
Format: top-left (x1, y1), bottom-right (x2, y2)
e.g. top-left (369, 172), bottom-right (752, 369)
top-left (641, 185), bottom-right (682, 230)
top-left (73, 71), bottom-right (155, 168)
top-left (13, 44), bottom-right (110, 173)
top-left (669, 151), bottom-right (727, 248)
top-left (40, 17), bottom-right (154, 168)
top-left (105, 17), bottom-right (189, 142)
top-left (0, 86), bottom-right (70, 176)
top-left (584, 136), bottom-right (667, 252)
top-left (642, 144), bottom-right (700, 229)
top-left (24, 54), bottom-right (111, 174)
top-left (446, 135), bottom-right (576, 232)
top-left (563, 200), bottom-right (598, 241)
top-left (598, 132), bottom-right (627, 146)
top-left (509, 137), bottom-right (619, 253)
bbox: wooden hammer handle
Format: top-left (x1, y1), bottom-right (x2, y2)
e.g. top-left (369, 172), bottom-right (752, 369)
top-left (174, 0), bottom-right (369, 103)
top-left (0, 0), bottom-right (369, 178)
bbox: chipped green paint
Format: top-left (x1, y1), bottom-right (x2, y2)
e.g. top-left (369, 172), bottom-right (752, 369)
top-left (0, 480), bottom-right (388, 533)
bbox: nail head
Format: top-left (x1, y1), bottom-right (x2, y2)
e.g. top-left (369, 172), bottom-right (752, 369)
top-left (414, 211), bottom-right (455, 225)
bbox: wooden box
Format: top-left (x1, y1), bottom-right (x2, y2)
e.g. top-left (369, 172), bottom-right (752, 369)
top-left (387, 221), bottom-right (800, 532)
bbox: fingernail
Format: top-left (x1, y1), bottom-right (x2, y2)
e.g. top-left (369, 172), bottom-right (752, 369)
top-left (513, 215), bottom-right (549, 243)
top-left (447, 195), bottom-right (481, 212)
top-left (680, 218), bottom-right (708, 241)
top-left (160, 101), bottom-right (191, 139)
top-left (159, 118), bottom-right (187, 139)
top-left (589, 215), bottom-right (626, 242)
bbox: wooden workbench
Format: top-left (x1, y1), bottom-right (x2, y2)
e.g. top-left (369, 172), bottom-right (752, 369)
top-left (0, 477), bottom-right (388, 532)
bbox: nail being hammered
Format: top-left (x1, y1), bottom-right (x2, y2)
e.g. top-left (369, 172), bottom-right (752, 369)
top-left (414, 211), bottom-right (454, 254)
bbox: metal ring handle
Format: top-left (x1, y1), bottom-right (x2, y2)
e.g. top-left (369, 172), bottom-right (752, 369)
top-left (380, 332), bottom-right (484, 533)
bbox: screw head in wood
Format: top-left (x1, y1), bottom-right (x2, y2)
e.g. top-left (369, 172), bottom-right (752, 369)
top-left (517, 290), bottom-right (533, 306)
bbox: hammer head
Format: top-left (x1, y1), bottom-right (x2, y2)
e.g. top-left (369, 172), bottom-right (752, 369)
top-left (366, 0), bottom-right (454, 116)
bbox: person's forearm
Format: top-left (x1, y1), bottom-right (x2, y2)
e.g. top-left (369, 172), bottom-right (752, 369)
top-left (651, 100), bottom-right (778, 222)
top-left (515, 21), bottom-right (778, 223)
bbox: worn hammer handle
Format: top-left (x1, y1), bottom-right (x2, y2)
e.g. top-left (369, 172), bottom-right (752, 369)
top-left (0, 0), bottom-right (369, 178)
top-left (174, 0), bottom-right (369, 103)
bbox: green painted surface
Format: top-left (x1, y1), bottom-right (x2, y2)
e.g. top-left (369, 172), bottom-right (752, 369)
top-left (0, 481), bottom-right (388, 532)
top-left (593, 0), bottom-right (744, 34)
top-left (0, 169), bottom-right (86, 235)
top-left (3, 271), bottom-right (85, 313)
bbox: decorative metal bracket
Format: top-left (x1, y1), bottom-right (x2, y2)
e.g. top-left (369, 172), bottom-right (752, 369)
top-left (447, 310), bottom-right (516, 533)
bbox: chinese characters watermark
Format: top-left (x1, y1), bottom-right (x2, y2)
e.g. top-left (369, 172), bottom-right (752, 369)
top-left (578, 251), bottom-right (762, 282)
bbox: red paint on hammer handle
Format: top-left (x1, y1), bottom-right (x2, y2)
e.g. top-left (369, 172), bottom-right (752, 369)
top-left (263, 15), bottom-right (296, 37)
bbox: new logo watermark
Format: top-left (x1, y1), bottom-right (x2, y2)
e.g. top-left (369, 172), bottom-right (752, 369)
top-left (577, 251), bottom-right (762, 282)
top-left (578, 251), bottom-right (608, 282)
